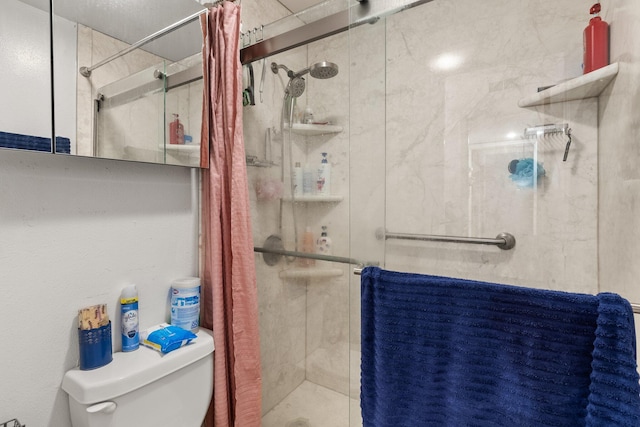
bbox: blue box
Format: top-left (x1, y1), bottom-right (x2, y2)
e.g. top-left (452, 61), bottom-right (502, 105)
top-left (78, 321), bottom-right (113, 370)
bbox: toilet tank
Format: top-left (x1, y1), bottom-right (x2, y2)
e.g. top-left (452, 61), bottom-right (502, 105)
top-left (62, 328), bottom-right (214, 427)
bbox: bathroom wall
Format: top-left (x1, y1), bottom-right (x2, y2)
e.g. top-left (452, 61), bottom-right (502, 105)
top-left (0, 3), bottom-right (200, 426)
top-left (598, 0), bottom-right (640, 353)
top-left (0, 150), bottom-right (199, 426)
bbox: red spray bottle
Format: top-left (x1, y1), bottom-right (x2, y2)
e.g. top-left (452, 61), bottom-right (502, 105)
top-left (583, 3), bottom-right (609, 74)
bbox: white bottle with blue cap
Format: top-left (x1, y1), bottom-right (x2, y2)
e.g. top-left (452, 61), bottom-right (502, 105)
top-left (316, 152), bottom-right (331, 196)
top-left (120, 284), bottom-right (139, 352)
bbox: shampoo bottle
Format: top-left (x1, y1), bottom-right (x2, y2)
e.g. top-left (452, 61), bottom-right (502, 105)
top-left (169, 113), bottom-right (185, 145)
top-left (303, 106), bottom-right (314, 124)
top-left (120, 284), bottom-right (139, 352)
top-left (293, 162), bottom-right (303, 197)
top-left (316, 152), bottom-right (331, 196)
top-left (583, 3), bottom-right (609, 74)
top-left (302, 163), bottom-right (314, 195)
top-left (298, 227), bottom-right (316, 267)
top-left (316, 225), bottom-right (332, 255)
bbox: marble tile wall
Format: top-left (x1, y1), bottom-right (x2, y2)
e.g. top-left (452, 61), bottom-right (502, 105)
top-left (598, 0), bottom-right (640, 362)
top-left (380, 0), bottom-right (599, 294)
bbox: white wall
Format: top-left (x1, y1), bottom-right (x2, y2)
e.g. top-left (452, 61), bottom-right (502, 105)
top-left (0, 150), bottom-right (199, 425)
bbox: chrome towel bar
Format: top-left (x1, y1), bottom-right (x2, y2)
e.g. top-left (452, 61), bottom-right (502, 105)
top-left (375, 228), bottom-right (516, 250)
top-left (353, 268), bottom-right (640, 314)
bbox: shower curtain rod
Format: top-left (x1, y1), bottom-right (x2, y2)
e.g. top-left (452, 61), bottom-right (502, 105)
top-left (375, 228), bottom-right (517, 250)
top-left (79, 0), bottom-right (234, 77)
top-left (80, 0), bottom-right (432, 78)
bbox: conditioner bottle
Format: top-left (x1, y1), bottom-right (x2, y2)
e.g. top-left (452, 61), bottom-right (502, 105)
top-left (316, 152), bottom-right (331, 196)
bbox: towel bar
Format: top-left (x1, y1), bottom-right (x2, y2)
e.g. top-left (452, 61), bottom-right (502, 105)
top-left (375, 228), bottom-right (516, 250)
top-left (354, 268), bottom-right (640, 314)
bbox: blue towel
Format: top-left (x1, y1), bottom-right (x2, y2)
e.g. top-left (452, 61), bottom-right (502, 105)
top-left (0, 131), bottom-right (71, 154)
top-left (360, 267), bottom-right (640, 427)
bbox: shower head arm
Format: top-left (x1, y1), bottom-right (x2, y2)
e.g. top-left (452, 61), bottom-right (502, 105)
top-left (271, 62), bottom-right (294, 77)
top-left (292, 67), bottom-right (311, 78)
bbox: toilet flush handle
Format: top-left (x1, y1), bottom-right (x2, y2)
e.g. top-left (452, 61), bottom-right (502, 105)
top-left (86, 401), bottom-right (117, 414)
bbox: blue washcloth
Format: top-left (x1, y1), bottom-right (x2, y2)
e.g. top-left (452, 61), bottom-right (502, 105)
top-left (509, 157), bottom-right (545, 187)
top-left (360, 267), bottom-right (640, 427)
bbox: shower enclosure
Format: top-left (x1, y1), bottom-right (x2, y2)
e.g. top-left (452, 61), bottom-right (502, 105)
top-left (243, 0), bottom-right (637, 425)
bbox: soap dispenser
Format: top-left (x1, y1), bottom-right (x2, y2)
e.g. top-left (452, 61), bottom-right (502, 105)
top-left (169, 114), bottom-right (185, 145)
top-left (298, 227), bottom-right (316, 267)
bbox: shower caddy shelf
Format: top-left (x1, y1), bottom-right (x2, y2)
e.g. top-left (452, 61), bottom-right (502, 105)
top-left (282, 195), bottom-right (343, 202)
top-left (279, 267), bottom-right (344, 279)
top-left (518, 62), bottom-right (618, 107)
top-left (162, 144), bottom-right (200, 153)
top-left (290, 123), bottom-right (343, 136)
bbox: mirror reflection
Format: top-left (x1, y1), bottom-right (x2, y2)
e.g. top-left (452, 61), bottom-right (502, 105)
top-left (5, 0), bottom-right (210, 167)
top-left (1, 0), bottom-right (54, 153)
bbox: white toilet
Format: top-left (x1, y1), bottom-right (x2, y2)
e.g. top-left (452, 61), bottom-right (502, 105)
top-left (62, 328), bottom-right (214, 427)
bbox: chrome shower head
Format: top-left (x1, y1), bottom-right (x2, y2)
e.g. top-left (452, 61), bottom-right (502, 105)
top-left (273, 61), bottom-right (338, 99)
top-left (308, 61), bottom-right (339, 79)
top-left (287, 77), bottom-right (306, 98)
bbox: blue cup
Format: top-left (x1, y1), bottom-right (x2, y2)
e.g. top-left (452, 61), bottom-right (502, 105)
top-left (78, 321), bottom-right (113, 370)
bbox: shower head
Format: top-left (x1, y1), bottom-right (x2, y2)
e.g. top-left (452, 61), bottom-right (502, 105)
top-left (272, 60), bottom-right (339, 99)
top-left (287, 77), bottom-right (306, 98)
top-left (308, 61), bottom-right (339, 79)
top-left (272, 61), bottom-right (339, 80)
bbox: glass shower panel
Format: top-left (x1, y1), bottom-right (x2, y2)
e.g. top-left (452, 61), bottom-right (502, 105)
top-left (347, 11), bottom-right (388, 427)
top-left (247, 22), bottom-right (354, 426)
top-left (95, 62), bottom-right (166, 163)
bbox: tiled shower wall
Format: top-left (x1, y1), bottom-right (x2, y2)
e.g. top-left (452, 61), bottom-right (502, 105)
top-left (599, 0), bottom-right (640, 350)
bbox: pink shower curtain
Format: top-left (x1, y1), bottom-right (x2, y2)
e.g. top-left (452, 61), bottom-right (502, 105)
top-left (200, 3), bottom-right (262, 426)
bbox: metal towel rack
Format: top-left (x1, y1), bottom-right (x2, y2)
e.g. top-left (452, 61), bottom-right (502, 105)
top-left (353, 268), bottom-right (640, 315)
top-left (375, 228), bottom-right (516, 250)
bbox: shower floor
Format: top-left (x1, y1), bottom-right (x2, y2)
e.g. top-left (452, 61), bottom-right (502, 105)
top-left (261, 380), bottom-right (362, 427)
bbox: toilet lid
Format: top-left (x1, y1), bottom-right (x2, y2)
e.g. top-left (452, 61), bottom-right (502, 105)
top-left (62, 328), bottom-right (214, 404)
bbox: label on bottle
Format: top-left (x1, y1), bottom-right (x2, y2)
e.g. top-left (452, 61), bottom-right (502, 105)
top-left (170, 285), bottom-right (200, 332)
top-left (121, 301), bottom-right (139, 352)
top-left (303, 168), bottom-right (314, 195)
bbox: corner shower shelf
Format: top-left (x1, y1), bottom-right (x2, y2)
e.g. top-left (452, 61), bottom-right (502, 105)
top-left (282, 195), bottom-right (343, 202)
top-left (518, 62), bottom-right (619, 107)
top-left (163, 144), bottom-right (200, 153)
top-left (290, 123), bottom-right (343, 136)
top-left (279, 267), bottom-right (344, 279)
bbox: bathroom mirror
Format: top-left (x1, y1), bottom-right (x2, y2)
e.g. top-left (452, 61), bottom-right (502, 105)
top-left (1, 0), bottom-right (54, 154)
top-left (3, 0), bottom-right (211, 167)
top-left (53, 0), bottom-right (209, 167)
